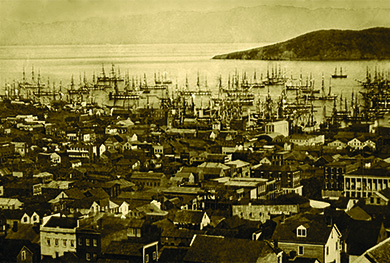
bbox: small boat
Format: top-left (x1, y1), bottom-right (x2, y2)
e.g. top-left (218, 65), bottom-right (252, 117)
top-left (332, 67), bottom-right (347, 78)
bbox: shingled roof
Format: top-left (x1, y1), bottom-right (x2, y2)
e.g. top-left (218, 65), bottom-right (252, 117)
top-left (272, 213), bottom-right (336, 245)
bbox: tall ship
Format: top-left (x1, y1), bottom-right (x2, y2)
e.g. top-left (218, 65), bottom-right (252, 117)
top-left (179, 73), bottom-right (212, 96)
top-left (319, 75), bottom-right (338, 101)
top-left (220, 73), bottom-right (255, 106)
top-left (262, 64), bottom-right (287, 86)
top-left (18, 67), bottom-right (46, 90)
top-left (332, 67), bottom-right (347, 78)
top-left (94, 64), bottom-right (125, 90)
top-left (68, 75), bottom-right (89, 95)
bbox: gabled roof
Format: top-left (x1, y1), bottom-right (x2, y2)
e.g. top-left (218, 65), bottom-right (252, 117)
top-left (183, 235), bottom-right (276, 263)
top-left (378, 188), bottom-right (390, 201)
top-left (272, 213), bottom-right (336, 245)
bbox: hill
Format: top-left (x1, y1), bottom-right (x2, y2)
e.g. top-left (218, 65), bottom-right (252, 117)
top-left (212, 28), bottom-right (390, 60)
top-left (2, 6), bottom-right (390, 45)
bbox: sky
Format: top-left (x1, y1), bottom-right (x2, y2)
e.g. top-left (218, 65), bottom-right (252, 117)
top-left (0, 0), bottom-right (387, 22)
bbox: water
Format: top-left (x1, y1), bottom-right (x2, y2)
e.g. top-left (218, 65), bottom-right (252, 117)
top-left (1, 43), bottom-right (390, 122)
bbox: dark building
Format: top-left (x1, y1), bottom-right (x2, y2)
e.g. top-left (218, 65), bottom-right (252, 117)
top-left (322, 160), bottom-right (359, 200)
top-left (76, 228), bottom-right (101, 262)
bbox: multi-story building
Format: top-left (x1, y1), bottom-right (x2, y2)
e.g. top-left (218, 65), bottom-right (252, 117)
top-left (40, 215), bottom-right (78, 259)
top-left (76, 228), bottom-right (101, 262)
top-left (322, 160), bottom-right (360, 199)
top-left (344, 167), bottom-right (390, 198)
top-left (251, 164), bottom-right (302, 196)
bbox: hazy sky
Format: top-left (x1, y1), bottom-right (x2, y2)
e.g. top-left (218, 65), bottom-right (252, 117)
top-left (0, 0), bottom-right (387, 22)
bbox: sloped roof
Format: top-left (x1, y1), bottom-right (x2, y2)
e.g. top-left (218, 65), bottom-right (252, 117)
top-left (272, 213), bottom-right (334, 245)
top-left (346, 206), bottom-right (372, 221)
top-left (105, 240), bottom-right (144, 257)
top-left (356, 237), bottom-right (390, 263)
top-left (44, 216), bottom-right (78, 229)
top-left (346, 219), bottom-right (385, 256)
top-left (173, 210), bottom-right (205, 224)
top-left (183, 235), bottom-right (276, 263)
top-left (158, 247), bottom-right (189, 263)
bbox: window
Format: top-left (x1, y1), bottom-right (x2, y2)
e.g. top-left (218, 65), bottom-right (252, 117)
top-left (21, 250), bottom-right (26, 261)
top-left (23, 217), bottom-right (28, 223)
top-left (32, 215), bottom-right (37, 222)
top-left (326, 246), bottom-right (329, 255)
top-left (153, 251), bottom-right (157, 260)
top-left (377, 198), bottom-right (381, 204)
top-left (86, 253), bottom-right (91, 261)
top-left (78, 238), bottom-right (83, 246)
top-left (298, 246), bottom-right (304, 255)
top-left (93, 239), bottom-right (97, 247)
top-left (371, 197), bottom-right (374, 203)
top-left (297, 226), bottom-right (306, 237)
top-left (86, 238), bottom-right (90, 246)
top-left (47, 238), bottom-right (51, 246)
top-left (63, 239), bottom-right (67, 247)
top-left (145, 254), bottom-right (149, 263)
top-left (70, 240), bottom-right (75, 247)
top-left (55, 239), bottom-right (59, 246)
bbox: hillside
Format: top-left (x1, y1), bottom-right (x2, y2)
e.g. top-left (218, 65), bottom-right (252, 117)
top-left (2, 6), bottom-right (390, 45)
top-left (212, 28), bottom-right (390, 60)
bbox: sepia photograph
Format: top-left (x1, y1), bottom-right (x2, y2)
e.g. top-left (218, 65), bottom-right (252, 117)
top-left (0, 0), bottom-right (390, 262)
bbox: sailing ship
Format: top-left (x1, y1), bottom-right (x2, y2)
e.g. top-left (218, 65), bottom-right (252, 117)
top-left (108, 67), bottom-right (140, 101)
top-left (68, 75), bottom-right (89, 95)
top-left (18, 67), bottom-right (46, 90)
top-left (319, 76), bottom-right (338, 100)
top-left (94, 64), bottom-right (125, 90)
top-left (179, 73), bottom-right (212, 96)
top-left (332, 67), bottom-right (347, 78)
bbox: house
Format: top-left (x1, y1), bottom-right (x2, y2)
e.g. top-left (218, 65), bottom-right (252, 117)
top-left (1, 239), bottom-right (40, 263)
top-left (272, 213), bottom-right (342, 263)
top-left (0, 197), bottom-right (23, 209)
top-left (40, 215), bottom-right (78, 259)
top-left (183, 235), bottom-right (281, 263)
top-left (327, 139), bottom-right (348, 150)
top-left (173, 210), bottom-right (210, 230)
top-left (103, 240), bottom-right (159, 263)
top-left (70, 159), bottom-right (82, 169)
top-left (365, 188), bottom-right (390, 206)
top-left (21, 210), bottom-right (41, 224)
